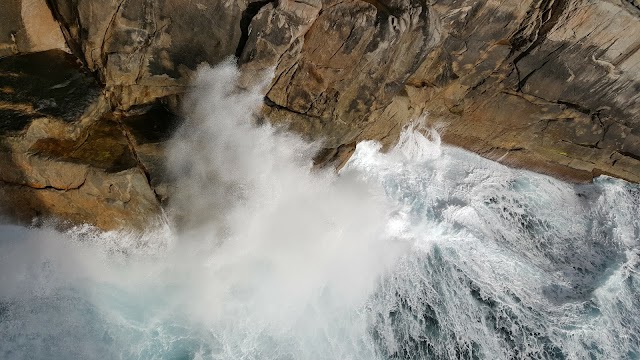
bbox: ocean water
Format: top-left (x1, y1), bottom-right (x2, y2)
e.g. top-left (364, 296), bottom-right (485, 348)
top-left (0, 62), bottom-right (638, 360)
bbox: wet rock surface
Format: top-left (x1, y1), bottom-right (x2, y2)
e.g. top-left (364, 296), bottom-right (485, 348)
top-left (119, 102), bottom-right (181, 204)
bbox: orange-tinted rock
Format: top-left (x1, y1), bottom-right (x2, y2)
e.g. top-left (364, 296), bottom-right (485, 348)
top-left (0, 0), bottom-right (68, 57)
top-left (3, 0), bottom-right (640, 231)
top-left (404, 0), bottom-right (640, 183)
top-left (0, 50), bottom-right (162, 230)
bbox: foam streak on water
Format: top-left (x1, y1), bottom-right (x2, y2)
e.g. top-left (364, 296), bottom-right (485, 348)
top-left (0, 62), bottom-right (639, 360)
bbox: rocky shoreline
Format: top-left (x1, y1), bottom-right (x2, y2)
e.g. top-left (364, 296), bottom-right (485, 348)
top-left (1, 0), bottom-right (639, 229)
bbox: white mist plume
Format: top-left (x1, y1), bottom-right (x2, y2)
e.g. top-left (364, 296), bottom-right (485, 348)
top-left (163, 60), bottom-right (411, 329)
top-left (0, 60), bottom-right (415, 359)
top-left (2, 60), bottom-right (638, 360)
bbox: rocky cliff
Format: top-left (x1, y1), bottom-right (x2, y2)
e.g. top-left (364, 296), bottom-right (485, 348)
top-left (1, 0), bottom-right (639, 229)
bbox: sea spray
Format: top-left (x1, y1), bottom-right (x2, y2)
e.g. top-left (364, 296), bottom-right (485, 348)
top-left (164, 60), bottom-right (412, 328)
top-left (0, 61), bottom-right (414, 359)
top-left (349, 139), bottom-right (640, 359)
top-left (0, 62), bottom-right (639, 359)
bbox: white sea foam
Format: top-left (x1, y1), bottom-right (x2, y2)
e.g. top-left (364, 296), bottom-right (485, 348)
top-left (0, 61), bottom-right (638, 360)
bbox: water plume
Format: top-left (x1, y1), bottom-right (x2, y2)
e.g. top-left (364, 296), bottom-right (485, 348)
top-left (0, 61), bottom-right (413, 359)
top-left (0, 61), bottom-right (639, 360)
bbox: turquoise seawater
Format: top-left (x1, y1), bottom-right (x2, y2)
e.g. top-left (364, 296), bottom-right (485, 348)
top-left (1, 63), bottom-right (638, 359)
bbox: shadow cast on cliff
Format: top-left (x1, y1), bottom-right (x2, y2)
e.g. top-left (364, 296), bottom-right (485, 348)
top-left (0, 50), bottom-right (179, 230)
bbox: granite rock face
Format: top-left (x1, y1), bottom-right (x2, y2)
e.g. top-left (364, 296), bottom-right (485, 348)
top-left (45, 0), bottom-right (640, 181)
top-left (0, 50), bottom-right (163, 230)
top-left (2, 0), bottom-right (640, 229)
top-left (240, 0), bottom-right (437, 150)
top-left (47, 0), bottom-right (246, 109)
top-left (406, 0), bottom-right (640, 183)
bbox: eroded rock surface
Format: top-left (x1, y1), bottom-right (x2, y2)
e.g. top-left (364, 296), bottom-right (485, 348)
top-left (406, 0), bottom-right (640, 182)
top-left (0, 50), bottom-right (162, 229)
top-left (42, 0), bottom-right (640, 183)
top-left (244, 0), bottom-right (437, 151)
top-left (47, 0), bottom-right (246, 109)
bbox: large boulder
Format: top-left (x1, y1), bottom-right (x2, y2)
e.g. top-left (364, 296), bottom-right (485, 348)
top-left (0, 50), bottom-right (162, 229)
top-left (241, 0), bottom-right (437, 152)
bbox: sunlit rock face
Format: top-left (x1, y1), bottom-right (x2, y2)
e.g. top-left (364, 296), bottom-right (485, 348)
top-left (408, 0), bottom-right (640, 183)
top-left (0, 0), bottom-right (68, 57)
top-left (43, 0), bottom-right (640, 181)
top-left (46, 0), bottom-right (247, 109)
top-left (1, 0), bottom-right (640, 228)
top-left (0, 51), bottom-right (162, 230)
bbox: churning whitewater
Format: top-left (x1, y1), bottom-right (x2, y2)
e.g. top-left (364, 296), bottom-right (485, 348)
top-left (1, 63), bottom-right (639, 360)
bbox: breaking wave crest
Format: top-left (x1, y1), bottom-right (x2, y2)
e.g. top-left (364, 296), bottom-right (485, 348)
top-left (1, 62), bottom-right (638, 360)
